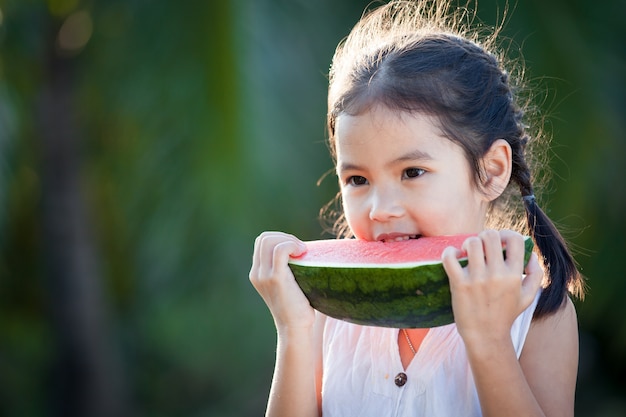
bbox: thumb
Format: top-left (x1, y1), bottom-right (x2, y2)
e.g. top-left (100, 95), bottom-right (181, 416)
top-left (521, 252), bottom-right (543, 307)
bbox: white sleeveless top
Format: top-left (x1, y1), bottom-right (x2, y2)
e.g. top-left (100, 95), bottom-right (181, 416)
top-left (321, 291), bottom-right (540, 417)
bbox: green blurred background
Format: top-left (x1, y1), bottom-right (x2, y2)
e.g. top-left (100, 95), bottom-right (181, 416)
top-left (0, 0), bottom-right (624, 416)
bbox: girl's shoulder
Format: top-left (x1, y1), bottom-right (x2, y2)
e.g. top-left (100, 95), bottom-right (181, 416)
top-left (528, 296), bottom-right (577, 337)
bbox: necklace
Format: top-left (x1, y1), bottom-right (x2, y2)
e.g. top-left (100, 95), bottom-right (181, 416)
top-left (402, 329), bottom-right (416, 355)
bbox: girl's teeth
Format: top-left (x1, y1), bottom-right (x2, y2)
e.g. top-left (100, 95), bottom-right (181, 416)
top-left (380, 235), bottom-right (419, 242)
top-left (389, 235), bottom-right (418, 242)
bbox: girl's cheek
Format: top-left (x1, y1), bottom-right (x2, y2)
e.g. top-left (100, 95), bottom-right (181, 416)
top-left (344, 209), bottom-right (365, 237)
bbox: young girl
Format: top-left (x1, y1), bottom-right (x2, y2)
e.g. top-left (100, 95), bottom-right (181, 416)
top-left (249, 1), bottom-right (585, 416)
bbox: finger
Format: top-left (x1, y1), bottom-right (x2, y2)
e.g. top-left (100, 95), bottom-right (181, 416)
top-left (499, 230), bottom-right (524, 273)
top-left (272, 239), bottom-right (307, 278)
top-left (521, 252), bottom-right (544, 307)
top-left (258, 232), bottom-right (302, 270)
top-left (257, 233), bottom-right (277, 280)
top-left (250, 232), bottom-right (305, 283)
top-left (249, 235), bottom-right (261, 283)
top-left (462, 236), bottom-right (486, 276)
top-left (442, 246), bottom-right (466, 285)
top-left (480, 229), bottom-right (505, 266)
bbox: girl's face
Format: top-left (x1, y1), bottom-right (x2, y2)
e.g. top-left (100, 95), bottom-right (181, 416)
top-left (335, 106), bottom-right (490, 241)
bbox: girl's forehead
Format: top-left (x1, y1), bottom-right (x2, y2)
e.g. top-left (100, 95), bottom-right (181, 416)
top-left (336, 105), bottom-right (444, 134)
top-left (334, 107), bottom-right (466, 169)
top-left (335, 107), bottom-right (448, 151)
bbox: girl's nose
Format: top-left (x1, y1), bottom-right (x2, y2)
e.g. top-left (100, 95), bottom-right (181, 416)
top-left (368, 187), bottom-right (404, 222)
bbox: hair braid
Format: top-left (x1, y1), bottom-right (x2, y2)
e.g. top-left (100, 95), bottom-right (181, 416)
top-left (511, 147), bottom-right (584, 317)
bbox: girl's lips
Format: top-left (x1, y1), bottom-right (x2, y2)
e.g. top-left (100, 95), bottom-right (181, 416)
top-left (376, 233), bottom-right (421, 242)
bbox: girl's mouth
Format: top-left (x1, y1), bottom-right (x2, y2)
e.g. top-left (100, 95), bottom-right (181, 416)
top-left (378, 234), bottom-right (421, 243)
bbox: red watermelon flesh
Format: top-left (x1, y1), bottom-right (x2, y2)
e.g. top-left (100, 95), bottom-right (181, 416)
top-left (289, 234), bottom-right (473, 267)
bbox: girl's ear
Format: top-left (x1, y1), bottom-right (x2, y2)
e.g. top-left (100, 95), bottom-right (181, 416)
top-left (481, 139), bottom-right (512, 201)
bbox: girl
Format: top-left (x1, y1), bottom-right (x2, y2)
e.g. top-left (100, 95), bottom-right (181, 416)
top-left (249, 1), bottom-right (585, 416)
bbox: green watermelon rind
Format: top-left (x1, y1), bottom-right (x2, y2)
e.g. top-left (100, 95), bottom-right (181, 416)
top-left (289, 236), bottom-right (534, 328)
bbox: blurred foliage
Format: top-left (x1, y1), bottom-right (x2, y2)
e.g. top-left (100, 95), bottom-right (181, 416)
top-left (0, 0), bottom-right (624, 416)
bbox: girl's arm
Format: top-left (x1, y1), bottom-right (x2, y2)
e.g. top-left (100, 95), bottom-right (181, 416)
top-left (442, 230), bottom-right (578, 417)
top-left (249, 232), bottom-right (323, 417)
top-left (465, 299), bottom-right (577, 417)
top-left (519, 298), bottom-right (578, 416)
top-left (266, 312), bottom-right (326, 417)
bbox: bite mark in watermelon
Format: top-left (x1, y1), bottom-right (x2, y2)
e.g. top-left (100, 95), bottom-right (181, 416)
top-left (288, 234), bottom-right (534, 328)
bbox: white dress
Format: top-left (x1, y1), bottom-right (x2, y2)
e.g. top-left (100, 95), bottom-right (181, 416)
top-left (321, 291), bottom-right (541, 416)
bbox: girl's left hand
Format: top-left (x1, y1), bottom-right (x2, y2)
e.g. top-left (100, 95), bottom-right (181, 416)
top-left (441, 229), bottom-right (543, 345)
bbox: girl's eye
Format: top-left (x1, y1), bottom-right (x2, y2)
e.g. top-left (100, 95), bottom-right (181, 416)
top-left (404, 167), bottom-right (425, 179)
top-left (347, 175), bottom-right (368, 186)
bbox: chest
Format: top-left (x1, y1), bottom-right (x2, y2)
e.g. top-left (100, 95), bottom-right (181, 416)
top-left (321, 322), bottom-right (481, 416)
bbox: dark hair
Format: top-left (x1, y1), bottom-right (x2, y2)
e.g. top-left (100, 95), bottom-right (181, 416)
top-left (323, 0), bottom-right (584, 317)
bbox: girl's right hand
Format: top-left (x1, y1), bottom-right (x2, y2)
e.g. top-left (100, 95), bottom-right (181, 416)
top-left (249, 231), bottom-right (316, 331)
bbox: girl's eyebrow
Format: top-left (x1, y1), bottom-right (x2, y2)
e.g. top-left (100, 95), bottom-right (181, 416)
top-left (392, 149), bottom-right (433, 164)
top-left (337, 161), bottom-right (363, 173)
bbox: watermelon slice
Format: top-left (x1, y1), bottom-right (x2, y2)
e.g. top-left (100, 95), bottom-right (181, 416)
top-left (288, 234), bottom-right (534, 328)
